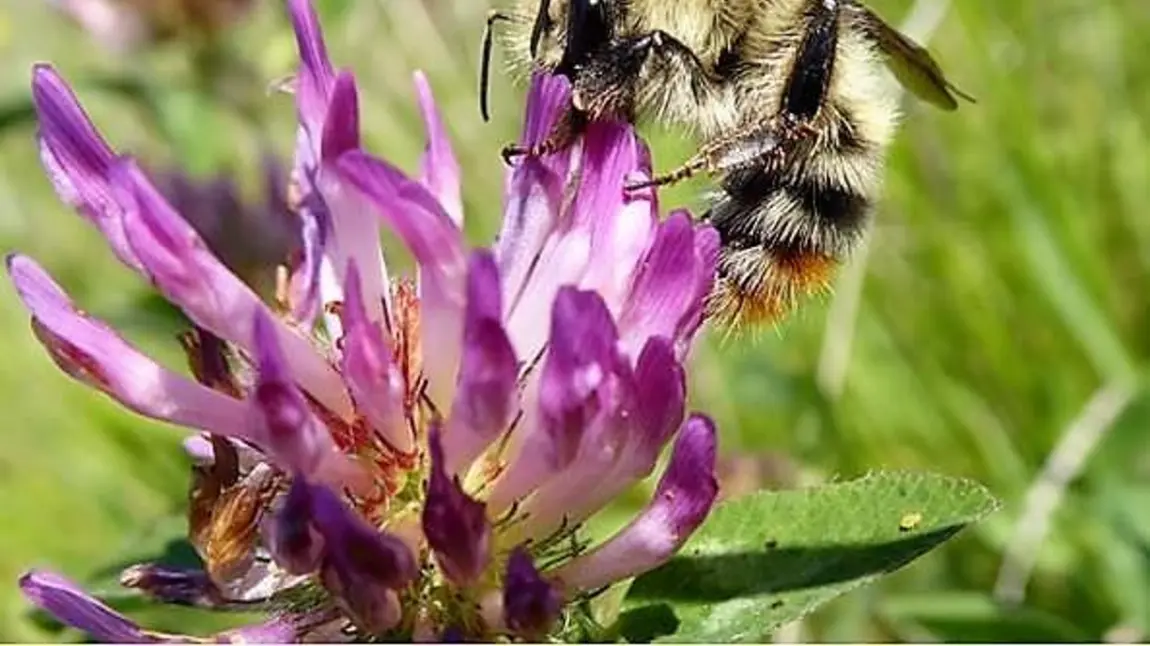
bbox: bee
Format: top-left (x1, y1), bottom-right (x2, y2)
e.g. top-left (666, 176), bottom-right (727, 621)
top-left (480, 0), bottom-right (971, 328)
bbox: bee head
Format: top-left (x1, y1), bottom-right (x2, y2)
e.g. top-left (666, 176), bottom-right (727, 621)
top-left (531, 0), bottom-right (616, 77)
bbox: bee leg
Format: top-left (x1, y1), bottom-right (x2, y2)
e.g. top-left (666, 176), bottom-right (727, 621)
top-left (625, 121), bottom-right (799, 191)
top-left (501, 106), bottom-right (589, 164)
top-left (628, 0), bottom-right (840, 191)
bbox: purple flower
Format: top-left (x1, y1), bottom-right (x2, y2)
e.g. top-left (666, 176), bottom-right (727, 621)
top-left (48, 0), bottom-right (258, 53)
top-left (11, 0), bottom-right (721, 641)
top-left (152, 158), bottom-right (301, 294)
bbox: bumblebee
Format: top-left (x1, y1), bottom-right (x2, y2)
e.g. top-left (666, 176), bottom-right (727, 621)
top-left (481, 0), bottom-right (970, 328)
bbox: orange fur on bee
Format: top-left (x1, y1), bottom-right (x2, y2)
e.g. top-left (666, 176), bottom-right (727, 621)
top-left (706, 248), bottom-right (838, 330)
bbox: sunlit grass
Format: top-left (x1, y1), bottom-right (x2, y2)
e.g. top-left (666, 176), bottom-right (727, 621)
top-left (0, 0), bottom-right (1148, 640)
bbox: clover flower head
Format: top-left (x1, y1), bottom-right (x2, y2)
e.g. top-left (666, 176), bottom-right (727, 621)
top-left (13, 0), bottom-right (721, 640)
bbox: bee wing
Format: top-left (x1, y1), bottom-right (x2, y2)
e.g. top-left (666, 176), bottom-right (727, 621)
top-left (846, 3), bottom-right (974, 110)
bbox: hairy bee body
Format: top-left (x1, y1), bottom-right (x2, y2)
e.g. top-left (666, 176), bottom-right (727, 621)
top-left (490, 0), bottom-right (965, 328)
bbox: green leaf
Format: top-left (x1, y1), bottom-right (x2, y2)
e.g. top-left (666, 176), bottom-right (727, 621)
top-left (619, 471), bottom-right (999, 642)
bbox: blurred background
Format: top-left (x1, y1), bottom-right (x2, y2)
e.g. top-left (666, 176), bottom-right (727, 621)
top-left (1, 0), bottom-right (1149, 641)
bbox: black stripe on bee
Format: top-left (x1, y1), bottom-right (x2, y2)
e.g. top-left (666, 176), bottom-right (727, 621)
top-left (708, 168), bottom-right (870, 256)
top-left (784, 0), bottom-right (841, 121)
top-left (790, 175), bottom-right (869, 231)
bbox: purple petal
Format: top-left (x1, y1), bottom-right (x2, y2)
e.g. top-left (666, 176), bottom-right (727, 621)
top-left (112, 159), bottom-right (352, 418)
top-left (422, 426), bottom-right (492, 586)
top-left (307, 482), bottom-right (416, 630)
top-left (495, 73), bottom-right (580, 331)
top-left (574, 123), bottom-right (657, 310)
top-left (6, 254), bottom-right (252, 436)
top-left (501, 125), bottom-right (653, 359)
top-left (309, 483), bottom-right (418, 590)
top-left (251, 312), bottom-right (364, 489)
top-left (494, 158), bottom-right (563, 318)
top-left (549, 415), bottom-right (718, 592)
top-left (215, 615), bottom-right (313, 643)
top-left (340, 261), bottom-right (408, 451)
top-left (316, 74), bottom-right (388, 326)
top-left (119, 564), bottom-right (221, 607)
top-left (288, 0), bottom-right (335, 141)
top-left (30, 64), bottom-right (141, 271)
top-left (20, 571), bottom-right (151, 642)
top-left (627, 337), bottom-right (687, 476)
top-left (440, 626), bottom-right (466, 642)
top-left (502, 547), bottom-right (561, 640)
top-left (536, 289), bottom-right (624, 456)
top-left (321, 564), bottom-right (401, 634)
top-left (414, 71), bottom-right (463, 226)
top-left (519, 72), bottom-right (573, 151)
top-left (286, 193), bottom-right (328, 324)
top-left (619, 212), bottom-right (718, 357)
top-left (334, 149), bottom-right (467, 403)
top-left (264, 478), bottom-right (326, 575)
top-left (334, 150), bottom-right (464, 288)
top-left (680, 223), bottom-right (721, 349)
top-left (488, 288), bottom-right (622, 512)
top-left (287, 0), bottom-right (373, 326)
top-left (443, 251), bottom-right (518, 475)
top-left (514, 337), bottom-right (685, 540)
top-left (320, 72), bottom-right (360, 161)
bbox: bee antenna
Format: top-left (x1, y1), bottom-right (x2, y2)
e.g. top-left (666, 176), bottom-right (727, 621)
top-left (480, 12), bottom-right (508, 122)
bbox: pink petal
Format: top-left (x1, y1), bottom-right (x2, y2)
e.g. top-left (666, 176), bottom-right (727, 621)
top-left (288, 0), bottom-right (336, 143)
top-left (514, 337), bottom-right (685, 540)
top-left (31, 64), bottom-right (140, 271)
top-left (573, 123), bottom-right (656, 311)
top-left (250, 312), bottom-right (364, 488)
top-left (487, 288), bottom-right (621, 512)
top-left (494, 158), bottom-right (563, 317)
top-left (286, 0), bottom-right (375, 325)
top-left (618, 212), bottom-right (716, 357)
top-left (313, 74), bottom-right (389, 326)
top-left (339, 260), bottom-right (408, 451)
top-left (112, 159), bottom-right (352, 418)
top-left (549, 414), bottom-right (718, 593)
top-left (333, 151), bottom-right (465, 290)
top-left (6, 254), bottom-right (251, 437)
top-left (334, 149), bottom-right (467, 404)
top-left (495, 72), bottom-right (580, 320)
top-left (501, 122), bottom-right (656, 360)
top-left (443, 251), bottom-right (518, 475)
top-left (413, 71), bottom-right (463, 227)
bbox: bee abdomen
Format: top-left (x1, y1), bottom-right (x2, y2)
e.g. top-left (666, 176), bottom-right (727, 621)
top-left (703, 164), bottom-right (873, 329)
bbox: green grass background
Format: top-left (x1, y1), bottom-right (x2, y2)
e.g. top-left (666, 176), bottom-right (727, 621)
top-left (1, 0), bottom-right (1149, 641)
